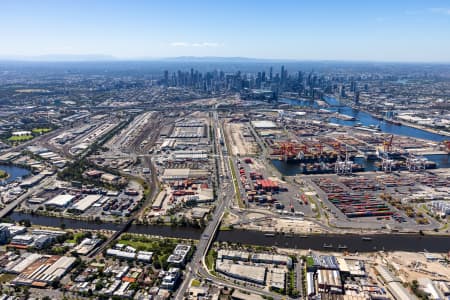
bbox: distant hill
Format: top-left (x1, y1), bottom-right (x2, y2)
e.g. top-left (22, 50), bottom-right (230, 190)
top-left (0, 54), bottom-right (116, 61)
top-left (160, 56), bottom-right (281, 62)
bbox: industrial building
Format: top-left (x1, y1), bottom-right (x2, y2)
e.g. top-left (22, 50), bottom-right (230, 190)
top-left (317, 269), bottom-right (343, 294)
top-left (217, 250), bottom-right (249, 262)
top-left (69, 194), bottom-right (102, 213)
top-left (45, 194), bottom-right (75, 208)
top-left (307, 272), bottom-right (315, 297)
top-left (161, 168), bottom-right (209, 181)
top-left (375, 265), bottom-right (414, 300)
top-left (251, 253), bottom-right (293, 268)
top-left (267, 268), bottom-right (286, 291)
top-left (0, 225), bottom-right (11, 244)
top-left (19, 174), bottom-right (46, 188)
top-left (217, 250), bottom-right (292, 268)
top-left (216, 260), bottom-right (266, 285)
top-left (4, 253), bottom-right (76, 287)
top-left (152, 191), bottom-right (167, 210)
top-left (251, 120), bottom-right (278, 129)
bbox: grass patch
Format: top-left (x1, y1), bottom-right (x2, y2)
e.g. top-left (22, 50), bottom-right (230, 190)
top-left (191, 279), bottom-right (201, 287)
top-left (65, 232), bottom-right (87, 244)
top-left (229, 158), bottom-right (244, 208)
top-left (439, 222), bottom-right (448, 231)
top-left (205, 248), bottom-right (217, 272)
top-left (307, 195), bottom-right (320, 219)
top-left (219, 225), bottom-right (233, 231)
top-left (32, 128), bottom-right (51, 134)
top-left (0, 273), bottom-right (16, 283)
top-left (118, 234), bottom-right (180, 252)
top-left (8, 135), bottom-right (33, 142)
top-left (305, 256), bottom-right (314, 267)
top-left (117, 234), bottom-right (195, 270)
top-left (0, 170), bottom-right (8, 179)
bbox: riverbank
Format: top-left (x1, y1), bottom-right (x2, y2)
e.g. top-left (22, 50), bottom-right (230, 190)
top-left (0, 164), bottom-right (31, 184)
top-left (334, 95), bottom-right (450, 140)
top-left (6, 212), bottom-right (450, 252)
top-left (0, 170), bottom-right (9, 180)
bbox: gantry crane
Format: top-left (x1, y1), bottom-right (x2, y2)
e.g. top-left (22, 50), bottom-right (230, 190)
top-left (383, 134), bottom-right (394, 152)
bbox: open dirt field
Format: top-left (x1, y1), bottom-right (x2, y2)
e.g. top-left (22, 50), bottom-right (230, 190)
top-left (225, 123), bottom-right (258, 156)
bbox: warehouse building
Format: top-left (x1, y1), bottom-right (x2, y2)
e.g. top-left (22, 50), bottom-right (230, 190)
top-left (216, 260), bottom-right (266, 285)
top-left (11, 255), bottom-right (76, 287)
top-left (375, 265), bottom-right (414, 300)
top-left (45, 194), bottom-right (75, 208)
top-left (0, 225), bottom-right (11, 244)
top-left (268, 268), bottom-right (286, 291)
top-left (307, 272), bottom-right (315, 297)
top-left (251, 253), bottom-right (293, 268)
top-left (162, 168), bottom-right (209, 181)
top-left (69, 195), bottom-right (102, 213)
top-left (317, 269), bottom-right (343, 294)
top-left (19, 174), bottom-right (46, 188)
top-left (152, 191), bottom-right (167, 210)
top-left (251, 120), bottom-right (278, 129)
top-left (217, 250), bottom-right (249, 262)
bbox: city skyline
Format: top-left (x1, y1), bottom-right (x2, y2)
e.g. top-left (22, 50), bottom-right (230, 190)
top-left (1, 0), bottom-right (450, 62)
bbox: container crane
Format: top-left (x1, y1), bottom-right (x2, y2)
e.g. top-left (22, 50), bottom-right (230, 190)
top-left (383, 135), bottom-right (394, 152)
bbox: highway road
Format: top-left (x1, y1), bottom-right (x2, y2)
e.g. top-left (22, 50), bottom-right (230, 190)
top-left (0, 176), bottom-right (55, 219)
top-left (175, 110), bottom-right (290, 300)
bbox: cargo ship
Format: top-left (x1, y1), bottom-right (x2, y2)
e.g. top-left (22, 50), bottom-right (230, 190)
top-left (375, 159), bottom-right (437, 171)
top-left (296, 162), bottom-right (364, 174)
top-left (281, 152), bottom-right (345, 163)
top-left (376, 148), bottom-right (408, 159)
top-left (384, 118), bottom-right (402, 125)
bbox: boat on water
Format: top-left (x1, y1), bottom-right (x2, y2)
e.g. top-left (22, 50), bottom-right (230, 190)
top-left (264, 233), bottom-right (275, 237)
top-left (338, 245), bottom-right (348, 250)
top-left (300, 235), bottom-right (309, 238)
top-left (368, 124), bottom-right (381, 131)
top-left (323, 243), bottom-right (333, 249)
top-left (362, 237), bottom-right (372, 241)
top-left (385, 118), bottom-right (402, 125)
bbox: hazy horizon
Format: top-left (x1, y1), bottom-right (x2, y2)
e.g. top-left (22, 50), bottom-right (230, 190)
top-left (1, 0), bottom-right (450, 63)
top-left (1, 55), bottom-right (450, 64)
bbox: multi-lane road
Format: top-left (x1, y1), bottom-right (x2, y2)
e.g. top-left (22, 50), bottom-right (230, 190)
top-left (175, 111), bottom-right (290, 300)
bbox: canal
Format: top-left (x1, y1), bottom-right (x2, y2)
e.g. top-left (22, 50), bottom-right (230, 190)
top-left (8, 212), bottom-right (450, 253)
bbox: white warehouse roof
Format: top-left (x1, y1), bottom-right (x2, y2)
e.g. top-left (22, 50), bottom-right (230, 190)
top-left (45, 194), bottom-right (75, 207)
top-left (71, 195), bottom-right (102, 212)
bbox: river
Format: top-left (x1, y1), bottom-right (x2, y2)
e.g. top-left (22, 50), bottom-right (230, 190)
top-left (8, 212), bottom-right (450, 252)
top-left (281, 96), bottom-right (448, 142)
top-left (0, 164), bottom-right (31, 184)
top-left (216, 230), bottom-right (450, 253)
top-left (275, 97), bottom-right (450, 175)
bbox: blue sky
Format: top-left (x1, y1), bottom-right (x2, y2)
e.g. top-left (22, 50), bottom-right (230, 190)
top-left (1, 0), bottom-right (450, 62)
